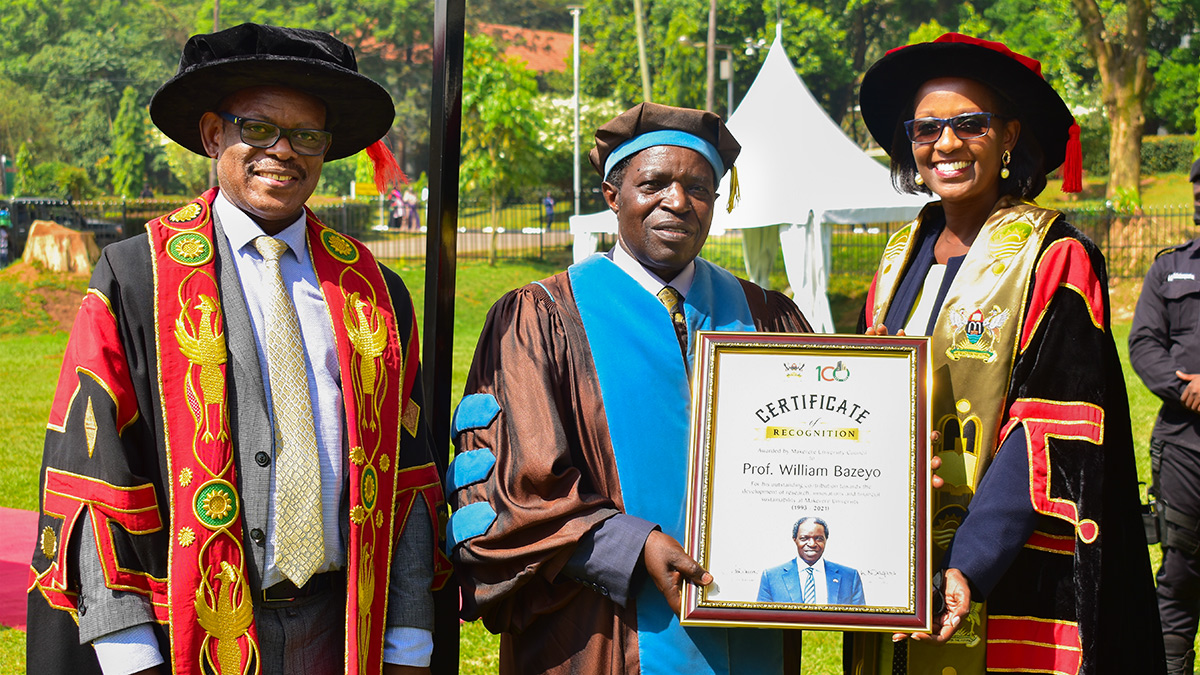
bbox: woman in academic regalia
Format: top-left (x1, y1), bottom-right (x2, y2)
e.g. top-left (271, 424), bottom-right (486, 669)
top-left (847, 33), bottom-right (1164, 675)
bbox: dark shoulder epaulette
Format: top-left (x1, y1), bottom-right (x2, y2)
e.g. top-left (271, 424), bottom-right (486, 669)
top-left (1155, 240), bottom-right (1197, 259)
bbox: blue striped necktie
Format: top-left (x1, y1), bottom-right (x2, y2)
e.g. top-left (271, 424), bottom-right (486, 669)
top-left (803, 566), bottom-right (816, 604)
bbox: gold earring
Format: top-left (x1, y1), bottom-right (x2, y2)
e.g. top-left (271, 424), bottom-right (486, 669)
top-left (915, 174), bottom-right (925, 186)
top-left (1001, 150), bottom-right (1011, 179)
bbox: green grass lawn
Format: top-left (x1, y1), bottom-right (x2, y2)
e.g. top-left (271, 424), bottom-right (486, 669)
top-left (0, 249), bottom-right (1174, 672)
top-left (1041, 173), bottom-right (1195, 210)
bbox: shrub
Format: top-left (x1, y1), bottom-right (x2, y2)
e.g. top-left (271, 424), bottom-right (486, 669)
top-left (1142, 135), bottom-right (1194, 174)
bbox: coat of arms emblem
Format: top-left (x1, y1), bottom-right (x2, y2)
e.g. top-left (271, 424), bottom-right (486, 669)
top-left (946, 305), bottom-right (1010, 362)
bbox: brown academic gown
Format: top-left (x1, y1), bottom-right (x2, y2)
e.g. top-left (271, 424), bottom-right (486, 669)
top-left (450, 260), bottom-right (810, 674)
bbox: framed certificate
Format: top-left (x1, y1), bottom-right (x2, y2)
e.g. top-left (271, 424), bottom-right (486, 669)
top-left (681, 332), bottom-right (932, 632)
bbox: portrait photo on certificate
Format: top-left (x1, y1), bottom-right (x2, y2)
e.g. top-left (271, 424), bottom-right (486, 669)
top-left (681, 332), bottom-right (932, 632)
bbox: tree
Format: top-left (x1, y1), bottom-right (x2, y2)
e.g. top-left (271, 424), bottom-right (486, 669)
top-left (532, 93), bottom-right (625, 197)
top-left (0, 0), bottom-right (195, 190)
top-left (1069, 0), bottom-right (1150, 199)
top-left (111, 86), bottom-right (148, 198)
top-left (1194, 67), bottom-right (1200, 159)
top-left (460, 32), bottom-right (546, 264)
top-left (13, 142), bottom-right (33, 197)
top-left (163, 134), bottom-right (212, 195)
top-left (0, 77), bottom-right (57, 164)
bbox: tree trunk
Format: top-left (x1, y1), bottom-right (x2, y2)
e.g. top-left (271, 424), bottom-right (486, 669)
top-left (1069, 0), bottom-right (1149, 201)
top-left (633, 0), bottom-right (652, 101)
top-left (1107, 77), bottom-right (1145, 204)
top-left (704, 0), bottom-right (716, 112)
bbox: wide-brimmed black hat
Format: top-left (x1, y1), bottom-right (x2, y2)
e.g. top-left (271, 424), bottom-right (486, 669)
top-left (150, 23), bottom-right (393, 161)
top-left (589, 102), bottom-right (741, 180)
top-left (859, 33), bottom-right (1080, 190)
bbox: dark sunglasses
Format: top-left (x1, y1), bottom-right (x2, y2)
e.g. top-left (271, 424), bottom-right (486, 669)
top-left (218, 112), bottom-right (332, 156)
top-left (903, 112), bottom-right (998, 145)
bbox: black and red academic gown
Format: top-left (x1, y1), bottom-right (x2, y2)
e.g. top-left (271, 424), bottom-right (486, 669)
top-left (848, 198), bottom-right (1163, 675)
top-left (26, 190), bottom-right (451, 675)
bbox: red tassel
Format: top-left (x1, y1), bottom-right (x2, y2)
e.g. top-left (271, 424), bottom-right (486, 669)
top-left (1061, 121), bottom-right (1083, 194)
top-left (365, 139), bottom-right (408, 194)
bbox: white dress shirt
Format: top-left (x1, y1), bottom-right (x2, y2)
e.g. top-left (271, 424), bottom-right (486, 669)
top-left (217, 192), bottom-right (347, 587)
top-left (611, 239), bottom-right (696, 299)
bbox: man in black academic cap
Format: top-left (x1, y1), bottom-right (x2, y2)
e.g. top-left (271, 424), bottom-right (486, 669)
top-left (26, 23), bottom-right (448, 675)
top-left (447, 102), bottom-right (811, 674)
top-left (1131, 158), bottom-right (1200, 675)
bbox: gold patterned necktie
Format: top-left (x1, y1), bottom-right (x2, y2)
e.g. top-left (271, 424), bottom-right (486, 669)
top-left (657, 285), bottom-right (689, 359)
top-left (254, 235), bottom-right (324, 586)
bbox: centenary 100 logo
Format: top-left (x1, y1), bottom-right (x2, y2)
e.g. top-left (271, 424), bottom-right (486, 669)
top-left (815, 361), bottom-right (850, 382)
top-left (781, 360), bottom-right (850, 381)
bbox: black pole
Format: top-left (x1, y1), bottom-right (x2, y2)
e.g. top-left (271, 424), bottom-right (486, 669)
top-left (424, 0), bottom-right (465, 671)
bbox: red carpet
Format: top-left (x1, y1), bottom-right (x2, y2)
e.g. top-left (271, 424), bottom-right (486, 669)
top-left (0, 507), bottom-right (38, 631)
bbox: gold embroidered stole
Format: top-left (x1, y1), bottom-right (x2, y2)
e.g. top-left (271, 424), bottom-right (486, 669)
top-left (151, 190), bottom-right (257, 675)
top-left (867, 198), bottom-right (1060, 671)
top-left (871, 198), bottom-right (1059, 490)
top-left (151, 189), bottom-right (419, 674)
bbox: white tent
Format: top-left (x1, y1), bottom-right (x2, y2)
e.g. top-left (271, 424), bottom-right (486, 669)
top-left (570, 27), bottom-right (930, 331)
top-left (713, 28), bottom-right (930, 331)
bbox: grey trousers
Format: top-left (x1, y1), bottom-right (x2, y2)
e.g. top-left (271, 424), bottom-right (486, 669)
top-left (255, 583), bottom-right (345, 675)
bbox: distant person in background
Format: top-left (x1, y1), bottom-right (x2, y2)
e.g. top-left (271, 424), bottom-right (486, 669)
top-left (390, 187), bottom-right (405, 229)
top-left (1129, 158), bottom-right (1200, 675)
top-left (403, 187), bottom-right (419, 230)
top-left (543, 191), bottom-right (555, 228)
top-left (0, 224), bottom-right (9, 268)
top-left (757, 517), bottom-right (865, 605)
top-left (139, 184), bottom-right (154, 199)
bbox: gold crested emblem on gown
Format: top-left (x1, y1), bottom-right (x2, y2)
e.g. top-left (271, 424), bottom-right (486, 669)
top-left (168, 202), bottom-right (203, 224)
top-left (41, 526), bottom-right (57, 559)
top-left (321, 229), bottom-right (359, 263)
top-left (946, 306), bottom-right (1011, 362)
top-left (193, 480), bottom-right (239, 530)
top-left (175, 294), bottom-right (228, 442)
top-left (167, 232), bottom-right (214, 266)
top-left (931, 509), bottom-right (963, 551)
top-left (947, 602), bottom-right (984, 647)
top-left (195, 561), bottom-right (256, 675)
top-left (344, 292), bottom-right (388, 431)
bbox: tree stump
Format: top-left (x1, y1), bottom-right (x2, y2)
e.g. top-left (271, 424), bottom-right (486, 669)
top-left (22, 220), bottom-right (99, 274)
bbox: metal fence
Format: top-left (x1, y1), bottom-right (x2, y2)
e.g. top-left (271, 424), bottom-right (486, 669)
top-left (73, 197), bottom-right (1194, 281)
top-left (74, 195), bottom-right (592, 263)
top-left (693, 206), bottom-right (1196, 284)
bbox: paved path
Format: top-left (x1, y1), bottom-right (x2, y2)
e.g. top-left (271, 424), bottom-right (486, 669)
top-left (1, 507), bottom-right (38, 631)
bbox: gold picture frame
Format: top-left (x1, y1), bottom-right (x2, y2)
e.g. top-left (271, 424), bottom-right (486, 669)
top-left (681, 332), bottom-right (932, 632)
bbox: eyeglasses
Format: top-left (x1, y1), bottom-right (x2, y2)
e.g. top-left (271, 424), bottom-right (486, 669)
top-left (903, 112), bottom-right (998, 145)
top-left (218, 112), bottom-right (332, 156)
